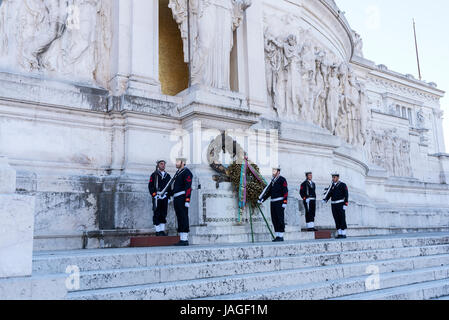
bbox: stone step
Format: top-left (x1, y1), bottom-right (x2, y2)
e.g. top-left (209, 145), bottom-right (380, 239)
top-left (33, 233), bottom-right (449, 274)
top-left (331, 279), bottom-right (449, 300)
top-left (67, 256), bottom-right (449, 300)
top-left (189, 225), bottom-right (313, 244)
top-left (71, 246), bottom-right (449, 292)
top-left (201, 265), bottom-right (449, 301)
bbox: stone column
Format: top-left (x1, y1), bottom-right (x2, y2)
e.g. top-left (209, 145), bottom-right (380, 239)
top-left (243, 1), bottom-right (268, 112)
top-left (109, 0), bottom-right (133, 96)
top-left (109, 0), bottom-right (161, 97)
top-left (128, 0), bottom-right (161, 97)
top-left (0, 156), bottom-right (35, 279)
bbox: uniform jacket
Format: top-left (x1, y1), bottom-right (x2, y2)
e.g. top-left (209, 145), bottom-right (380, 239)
top-left (170, 167), bottom-right (193, 203)
top-left (148, 170), bottom-right (172, 198)
top-left (300, 180), bottom-right (317, 200)
top-left (324, 181), bottom-right (349, 205)
top-left (262, 176), bottom-right (288, 205)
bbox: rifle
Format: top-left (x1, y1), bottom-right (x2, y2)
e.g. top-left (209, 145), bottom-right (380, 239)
top-left (152, 170), bottom-right (181, 212)
top-left (322, 182), bottom-right (333, 204)
top-left (258, 178), bottom-right (275, 203)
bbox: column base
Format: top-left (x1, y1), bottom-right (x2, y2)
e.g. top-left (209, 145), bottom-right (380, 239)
top-left (127, 75), bottom-right (161, 99)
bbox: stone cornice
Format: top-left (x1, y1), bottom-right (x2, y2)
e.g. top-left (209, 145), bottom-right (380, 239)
top-left (352, 57), bottom-right (445, 102)
top-left (317, 0), bottom-right (354, 59)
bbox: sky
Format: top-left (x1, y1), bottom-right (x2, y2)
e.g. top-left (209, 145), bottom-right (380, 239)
top-left (337, 0), bottom-right (449, 153)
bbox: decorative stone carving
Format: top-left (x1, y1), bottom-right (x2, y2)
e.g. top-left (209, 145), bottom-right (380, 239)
top-left (263, 16), bottom-right (368, 146)
top-left (169, 0), bottom-right (251, 90)
top-left (352, 30), bottom-right (364, 58)
top-left (416, 108), bottom-right (426, 128)
top-left (0, 0), bottom-right (111, 87)
top-left (369, 129), bottom-right (412, 177)
top-left (366, 76), bottom-right (441, 104)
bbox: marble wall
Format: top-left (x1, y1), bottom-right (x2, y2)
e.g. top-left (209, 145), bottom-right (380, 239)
top-left (0, 0), bottom-right (447, 250)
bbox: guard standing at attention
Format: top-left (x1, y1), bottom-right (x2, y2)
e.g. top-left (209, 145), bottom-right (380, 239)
top-left (170, 157), bottom-right (193, 246)
top-left (258, 167), bottom-right (288, 242)
top-left (322, 172), bottom-right (349, 239)
top-left (300, 171), bottom-right (317, 232)
top-left (148, 160), bottom-right (171, 236)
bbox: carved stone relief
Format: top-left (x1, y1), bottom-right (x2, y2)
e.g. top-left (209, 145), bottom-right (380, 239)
top-left (0, 0), bottom-right (111, 87)
top-left (369, 129), bottom-right (412, 177)
top-left (263, 14), bottom-right (368, 146)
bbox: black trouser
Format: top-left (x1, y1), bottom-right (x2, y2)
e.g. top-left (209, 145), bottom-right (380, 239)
top-left (270, 201), bottom-right (285, 233)
top-left (331, 203), bottom-right (347, 230)
top-left (174, 196), bottom-right (190, 233)
top-left (303, 200), bottom-right (316, 223)
top-left (153, 198), bottom-right (168, 226)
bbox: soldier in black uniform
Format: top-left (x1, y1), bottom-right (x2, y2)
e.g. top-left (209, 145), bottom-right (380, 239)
top-left (258, 167), bottom-right (288, 242)
top-left (170, 157), bottom-right (193, 246)
top-left (300, 172), bottom-right (317, 232)
top-left (322, 173), bottom-right (349, 239)
top-left (148, 160), bottom-right (171, 236)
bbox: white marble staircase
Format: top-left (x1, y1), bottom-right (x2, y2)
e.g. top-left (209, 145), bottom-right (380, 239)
top-left (22, 232), bottom-right (449, 300)
top-left (0, 232), bottom-right (445, 300)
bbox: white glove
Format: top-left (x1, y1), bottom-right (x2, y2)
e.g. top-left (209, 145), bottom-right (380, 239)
top-left (185, 202), bottom-right (190, 208)
top-left (168, 198), bottom-right (173, 204)
top-left (257, 200), bottom-right (263, 204)
top-left (321, 200), bottom-right (326, 205)
top-left (343, 205), bottom-right (348, 211)
top-left (282, 204), bottom-right (287, 209)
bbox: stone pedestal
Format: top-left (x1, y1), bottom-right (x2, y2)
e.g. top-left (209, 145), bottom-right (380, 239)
top-left (0, 157), bottom-right (35, 279)
top-left (189, 182), bottom-right (309, 245)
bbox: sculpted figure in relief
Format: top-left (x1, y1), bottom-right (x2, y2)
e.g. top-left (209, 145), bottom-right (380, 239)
top-left (283, 34), bottom-right (302, 117)
top-left (369, 129), bottom-right (413, 177)
top-left (263, 18), bottom-right (369, 147)
top-left (1, 0), bottom-right (110, 86)
top-left (313, 51), bottom-right (327, 128)
top-left (169, 0), bottom-right (251, 90)
top-left (265, 32), bottom-right (283, 114)
top-left (326, 65), bottom-right (340, 135)
top-left (300, 40), bottom-right (316, 123)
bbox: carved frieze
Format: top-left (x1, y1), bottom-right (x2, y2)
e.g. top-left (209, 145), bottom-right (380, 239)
top-left (0, 0), bottom-right (111, 87)
top-left (263, 13), bottom-right (368, 146)
top-left (369, 129), bottom-right (412, 178)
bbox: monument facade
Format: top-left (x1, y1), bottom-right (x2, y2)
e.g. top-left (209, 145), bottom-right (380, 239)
top-left (0, 0), bottom-right (448, 250)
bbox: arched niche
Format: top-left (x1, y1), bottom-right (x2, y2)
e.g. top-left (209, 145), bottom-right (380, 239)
top-left (159, 0), bottom-right (189, 96)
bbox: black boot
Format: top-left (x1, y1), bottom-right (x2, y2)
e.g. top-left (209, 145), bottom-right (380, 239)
top-left (272, 237), bottom-right (284, 242)
top-left (307, 228), bottom-right (318, 232)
